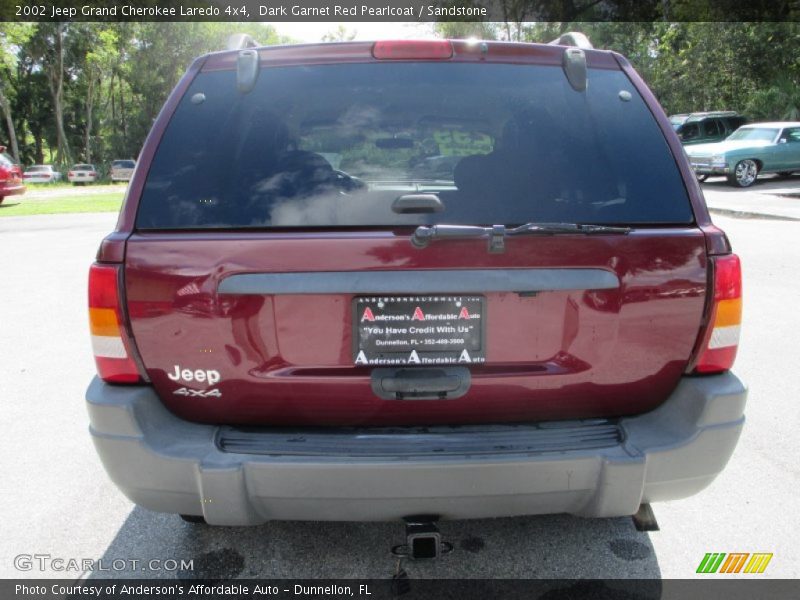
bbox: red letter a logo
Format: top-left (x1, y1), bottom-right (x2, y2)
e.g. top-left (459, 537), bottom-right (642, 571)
top-left (361, 307), bottom-right (375, 322)
top-left (459, 306), bottom-right (470, 319)
top-left (412, 307), bottom-right (425, 321)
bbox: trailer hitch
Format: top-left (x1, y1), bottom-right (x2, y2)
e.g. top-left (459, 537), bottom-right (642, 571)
top-left (391, 516), bottom-right (453, 560)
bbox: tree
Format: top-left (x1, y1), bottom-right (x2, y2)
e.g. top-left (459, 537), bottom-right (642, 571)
top-left (322, 25), bottom-right (357, 42)
top-left (26, 23), bottom-right (73, 167)
top-left (0, 23), bottom-right (33, 162)
top-left (76, 24), bottom-right (117, 163)
top-left (434, 22), bottom-right (499, 40)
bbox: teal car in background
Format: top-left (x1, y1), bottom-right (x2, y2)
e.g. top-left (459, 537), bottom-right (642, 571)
top-left (685, 122), bottom-right (800, 187)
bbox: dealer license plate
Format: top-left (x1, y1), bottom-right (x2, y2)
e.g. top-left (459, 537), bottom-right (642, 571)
top-left (353, 296), bottom-right (485, 366)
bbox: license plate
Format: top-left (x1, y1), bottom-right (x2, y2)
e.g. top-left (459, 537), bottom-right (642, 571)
top-left (353, 296), bottom-right (485, 366)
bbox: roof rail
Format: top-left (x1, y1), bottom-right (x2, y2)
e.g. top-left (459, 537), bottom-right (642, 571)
top-left (226, 33), bottom-right (258, 51)
top-left (548, 32), bottom-right (593, 50)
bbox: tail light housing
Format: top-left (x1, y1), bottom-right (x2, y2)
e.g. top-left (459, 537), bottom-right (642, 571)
top-left (88, 263), bottom-right (142, 383)
top-left (692, 254), bottom-right (742, 373)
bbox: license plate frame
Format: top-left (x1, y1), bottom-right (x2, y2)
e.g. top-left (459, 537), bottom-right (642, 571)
top-left (352, 295), bottom-right (486, 366)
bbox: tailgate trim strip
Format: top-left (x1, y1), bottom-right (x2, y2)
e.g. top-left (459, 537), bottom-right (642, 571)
top-left (218, 268), bottom-right (618, 295)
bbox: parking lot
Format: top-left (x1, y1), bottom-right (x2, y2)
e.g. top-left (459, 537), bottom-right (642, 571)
top-left (0, 179), bottom-right (798, 581)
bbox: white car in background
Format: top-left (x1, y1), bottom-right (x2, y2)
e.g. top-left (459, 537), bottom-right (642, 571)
top-left (67, 164), bottom-right (99, 185)
top-left (23, 164), bottom-right (61, 183)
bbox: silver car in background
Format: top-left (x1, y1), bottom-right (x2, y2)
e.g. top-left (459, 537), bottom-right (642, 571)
top-left (67, 164), bottom-right (99, 185)
top-left (23, 164), bottom-right (61, 183)
top-left (110, 159), bottom-right (136, 182)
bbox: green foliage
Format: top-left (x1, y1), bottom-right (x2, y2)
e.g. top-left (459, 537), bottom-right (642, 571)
top-left (434, 21), bottom-right (499, 40)
top-left (0, 22), bottom-right (287, 168)
top-left (491, 22), bottom-right (800, 121)
top-left (322, 25), bottom-right (357, 42)
top-left (745, 77), bottom-right (800, 121)
top-left (1, 21), bottom-right (799, 173)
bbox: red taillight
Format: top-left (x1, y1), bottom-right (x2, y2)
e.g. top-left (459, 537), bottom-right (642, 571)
top-left (89, 172), bottom-right (97, 177)
top-left (693, 254), bottom-right (742, 374)
top-left (68, 172), bottom-right (74, 177)
top-left (88, 263), bottom-right (141, 383)
top-left (372, 40), bottom-right (453, 60)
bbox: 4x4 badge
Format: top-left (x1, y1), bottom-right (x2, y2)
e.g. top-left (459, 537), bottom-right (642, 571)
top-left (173, 387), bottom-right (222, 398)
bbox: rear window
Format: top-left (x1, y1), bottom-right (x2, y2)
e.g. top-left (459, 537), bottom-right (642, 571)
top-left (73, 164), bottom-right (94, 171)
top-left (0, 153), bottom-right (15, 168)
top-left (27, 166), bottom-right (49, 172)
top-left (113, 160), bottom-right (135, 168)
top-left (137, 61), bottom-right (693, 229)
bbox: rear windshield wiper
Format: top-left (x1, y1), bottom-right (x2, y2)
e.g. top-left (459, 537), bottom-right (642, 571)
top-left (411, 222), bottom-right (631, 253)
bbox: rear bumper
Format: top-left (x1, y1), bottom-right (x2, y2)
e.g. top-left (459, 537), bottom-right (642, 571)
top-left (0, 182), bottom-right (25, 196)
top-left (86, 373), bottom-right (746, 524)
top-left (691, 163), bottom-right (730, 175)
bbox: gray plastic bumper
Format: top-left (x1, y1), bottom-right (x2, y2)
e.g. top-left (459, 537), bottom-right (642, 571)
top-left (86, 373), bottom-right (746, 524)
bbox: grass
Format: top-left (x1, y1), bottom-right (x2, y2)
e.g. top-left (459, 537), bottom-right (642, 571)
top-left (0, 192), bottom-right (124, 216)
top-left (25, 180), bottom-right (126, 190)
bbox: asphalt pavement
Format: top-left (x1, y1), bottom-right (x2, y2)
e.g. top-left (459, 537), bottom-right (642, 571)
top-left (0, 183), bottom-right (798, 581)
top-left (702, 173), bottom-right (800, 220)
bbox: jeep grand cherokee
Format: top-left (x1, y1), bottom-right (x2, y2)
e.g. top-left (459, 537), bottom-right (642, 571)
top-left (86, 37), bottom-right (746, 526)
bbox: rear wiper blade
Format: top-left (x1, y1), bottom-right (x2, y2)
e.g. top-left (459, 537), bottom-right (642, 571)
top-left (411, 222), bottom-right (631, 253)
top-left (507, 222), bottom-right (632, 236)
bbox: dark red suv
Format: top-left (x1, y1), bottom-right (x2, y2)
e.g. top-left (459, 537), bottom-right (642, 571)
top-left (86, 36), bottom-right (746, 527)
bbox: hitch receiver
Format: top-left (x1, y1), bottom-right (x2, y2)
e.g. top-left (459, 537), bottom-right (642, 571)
top-left (392, 516), bottom-right (453, 560)
top-left (632, 503), bottom-right (660, 532)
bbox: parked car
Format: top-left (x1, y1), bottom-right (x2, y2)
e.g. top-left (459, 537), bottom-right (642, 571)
top-left (23, 164), bottom-right (61, 183)
top-left (86, 35), bottom-right (746, 535)
top-left (674, 111), bottom-right (747, 148)
top-left (67, 164), bottom-right (99, 185)
top-left (110, 159), bottom-right (136, 182)
top-left (686, 121), bottom-right (800, 187)
top-left (0, 147), bottom-right (25, 204)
